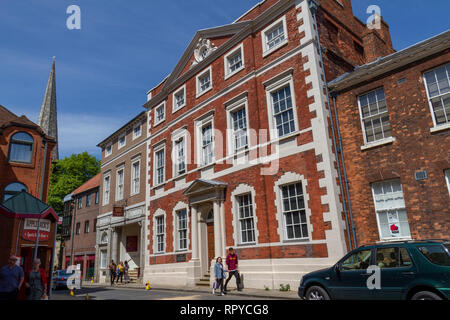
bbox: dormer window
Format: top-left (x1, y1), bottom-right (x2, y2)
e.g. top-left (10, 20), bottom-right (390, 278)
top-left (9, 132), bottom-right (33, 163)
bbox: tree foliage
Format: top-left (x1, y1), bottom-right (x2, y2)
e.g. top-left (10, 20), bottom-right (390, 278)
top-left (48, 152), bottom-right (100, 214)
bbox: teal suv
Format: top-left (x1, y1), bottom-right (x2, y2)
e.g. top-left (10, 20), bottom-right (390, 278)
top-left (298, 240), bottom-right (450, 300)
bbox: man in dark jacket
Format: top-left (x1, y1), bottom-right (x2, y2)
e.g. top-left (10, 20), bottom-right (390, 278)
top-left (0, 255), bottom-right (24, 300)
top-left (224, 247), bottom-right (241, 293)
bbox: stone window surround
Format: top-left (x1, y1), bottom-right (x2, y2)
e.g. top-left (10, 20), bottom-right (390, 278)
top-left (130, 156), bottom-right (141, 196)
top-left (172, 84), bottom-right (187, 113)
top-left (231, 184), bottom-right (259, 246)
top-left (172, 201), bottom-right (190, 252)
top-left (273, 172), bottom-right (312, 243)
top-left (154, 102), bottom-right (166, 126)
top-left (264, 69), bottom-right (299, 141)
top-left (224, 43), bottom-right (245, 80)
top-left (194, 112), bottom-right (215, 166)
top-left (105, 142), bottom-right (113, 157)
top-left (445, 169), bottom-right (450, 196)
top-left (118, 132), bottom-right (126, 150)
top-left (115, 164), bottom-right (125, 201)
top-left (225, 95), bottom-right (250, 156)
top-left (261, 15), bottom-right (288, 58)
top-left (102, 171), bottom-right (111, 206)
top-left (153, 208), bottom-right (166, 254)
top-left (196, 66), bottom-right (213, 98)
top-left (171, 127), bottom-right (188, 178)
top-left (153, 142), bottom-right (166, 186)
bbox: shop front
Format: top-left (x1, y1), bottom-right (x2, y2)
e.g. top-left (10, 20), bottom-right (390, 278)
top-left (0, 191), bottom-right (58, 299)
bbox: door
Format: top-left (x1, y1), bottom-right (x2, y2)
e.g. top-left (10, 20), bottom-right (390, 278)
top-left (207, 222), bottom-right (215, 267)
top-left (331, 249), bottom-right (374, 300)
top-left (372, 247), bottom-right (417, 300)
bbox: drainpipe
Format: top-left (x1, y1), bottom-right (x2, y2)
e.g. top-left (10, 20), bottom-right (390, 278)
top-left (34, 138), bottom-right (48, 261)
top-left (331, 93), bottom-right (358, 249)
top-left (309, 0), bottom-right (357, 250)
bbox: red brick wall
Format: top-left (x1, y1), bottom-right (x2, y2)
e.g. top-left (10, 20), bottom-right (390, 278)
top-left (333, 51), bottom-right (450, 245)
top-left (0, 125), bottom-right (55, 203)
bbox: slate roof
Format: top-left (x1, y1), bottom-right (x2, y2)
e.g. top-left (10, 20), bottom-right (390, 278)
top-left (72, 173), bottom-right (101, 195)
top-left (3, 191), bottom-right (50, 215)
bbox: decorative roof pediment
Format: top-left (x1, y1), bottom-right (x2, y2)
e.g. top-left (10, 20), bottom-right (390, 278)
top-left (161, 21), bottom-right (251, 94)
top-left (183, 179), bottom-right (227, 197)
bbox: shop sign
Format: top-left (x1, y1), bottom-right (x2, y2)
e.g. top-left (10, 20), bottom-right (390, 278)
top-left (23, 219), bottom-right (51, 241)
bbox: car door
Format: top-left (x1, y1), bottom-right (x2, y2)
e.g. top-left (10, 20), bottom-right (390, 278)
top-left (372, 246), bottom-right (417, 300)
top-left (331, 249), bottom-right (374, 300)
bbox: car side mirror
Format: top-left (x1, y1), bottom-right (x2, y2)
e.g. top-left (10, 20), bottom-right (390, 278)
top-left (334, 263), bottom-right (341, 276)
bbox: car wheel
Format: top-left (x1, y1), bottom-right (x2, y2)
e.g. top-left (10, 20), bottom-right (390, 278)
top-left (411, 291), bottom-right (442, 300)
top-left (305, 286), bottom-right (330, 300)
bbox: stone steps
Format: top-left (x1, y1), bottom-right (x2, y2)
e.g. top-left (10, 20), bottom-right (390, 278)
top-left (196, 274), bottom-right (211, 287)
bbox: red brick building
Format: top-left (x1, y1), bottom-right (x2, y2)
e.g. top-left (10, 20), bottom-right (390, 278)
top-left (0, 104), bottom-right (57, 296)
top-left (141, 0), bottom-right (394, 289)
top-left (328, 30), bottom-right (450, 246)
top-left (63, 174), bottom-right (100, 281)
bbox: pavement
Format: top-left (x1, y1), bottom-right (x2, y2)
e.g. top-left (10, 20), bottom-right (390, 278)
top-left (74, 281), bottom-right (299, 300)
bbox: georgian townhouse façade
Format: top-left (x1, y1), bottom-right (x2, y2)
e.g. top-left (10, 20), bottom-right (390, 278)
top-left (142, 0), bottom-right (395, 289)
top-left (95, 111), bottom-right (149, 283)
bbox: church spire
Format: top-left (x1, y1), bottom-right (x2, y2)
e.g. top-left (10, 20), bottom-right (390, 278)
top-left (38, 57), bottom-right (59, 161)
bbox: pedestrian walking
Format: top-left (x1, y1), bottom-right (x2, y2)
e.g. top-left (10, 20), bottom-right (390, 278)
top-left (224, 247), bottom-right (242, 293)
top-left (24, 258), bottom-right (48, 300)
top-left (213, 257), bottom-right (226, 296)
top-left (0, 255), bottom-right (24, 300)
top-left (124, 260), bottom-right (130, 283)
top-left (116, 261), bottom-right (124, 283)
top-left (108, 260), bottom-right (117, 285)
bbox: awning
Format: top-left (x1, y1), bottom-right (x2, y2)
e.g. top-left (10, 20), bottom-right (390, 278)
top-left (1, 191), bottom-right (58, 220)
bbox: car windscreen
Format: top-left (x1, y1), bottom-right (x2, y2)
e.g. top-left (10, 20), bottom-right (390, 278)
top-left (418, 245), bottom-right (450, 266)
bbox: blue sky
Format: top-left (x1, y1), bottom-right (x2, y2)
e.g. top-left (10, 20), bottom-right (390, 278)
top-left (1, 0), bottom-right (449, 159)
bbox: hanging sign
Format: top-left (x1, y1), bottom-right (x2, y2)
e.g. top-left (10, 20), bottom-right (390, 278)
top-left (113, 206), bottom-right (124, 217)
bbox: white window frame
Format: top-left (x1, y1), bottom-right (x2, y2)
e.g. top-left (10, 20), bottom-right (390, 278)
top-left (100, 250), bottom-right (107, 269)
top-left (265, 72), bottom-right (299, 140)
top-left (224, 43), bottom-right (245, 80)
top-left (445, 169), bottom-right (450, 197)
top-left (423, 63), bottom-right (450, 131)
top-left (196, 66), bottom-right (213, 98)
top-left (280, 182), bottom-right (309, 241)
top-left (371, 179), bottom-right (411, 241)
top-left (357, 87), bottom-right (393, 146)
top-left (195, 114), bottom-right (215, 166)
top-left (154, 211), bottom-right (166, 254)
top-left (118, 133), bottom-right (126, 150)
top-left (226, 96), bottom-right (250, 155)
top-left (172, 129), bottom-right (187, 177)
top-left (153, 143), bottom-right (166, 186)
top-left (116, 166), bottom-right (124, 201)
top-left (133, 123), bottom-right (142, 140)
top-left (176, 208), bottom-right (188, 251)
top-left (130, 158), bottom-right (140, 196)
top-left (154, 102), bottom-right (166, 126)
top-left (261, 15), bottom-right (288, 58)
top-left (236, 193), bottom-right (256, 244)
top-left (103, 172), bottom-right (111, 206)
top-left (105, 143), bottom-right (112, 157)
top-left (172, 84), bottom-right (186, 113)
